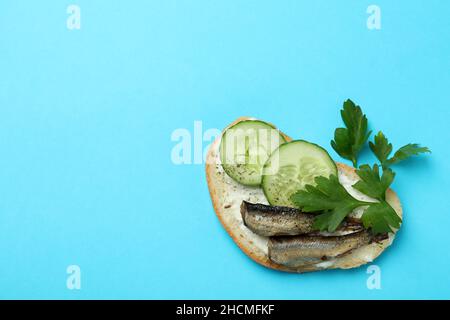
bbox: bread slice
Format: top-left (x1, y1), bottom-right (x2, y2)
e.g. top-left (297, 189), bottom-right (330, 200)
top-left (206, 117), bottom-right (402, 273)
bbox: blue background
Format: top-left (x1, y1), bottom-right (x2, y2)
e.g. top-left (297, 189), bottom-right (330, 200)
top-left (0, 1), bottom-right (449, 299)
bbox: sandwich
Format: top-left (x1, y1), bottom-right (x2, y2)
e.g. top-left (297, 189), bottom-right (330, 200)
top-left (205, 100), bottom-right (429, 273)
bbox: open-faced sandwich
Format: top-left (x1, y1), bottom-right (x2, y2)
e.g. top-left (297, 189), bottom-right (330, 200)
top-left (206, 99), bottom-right (429, 273)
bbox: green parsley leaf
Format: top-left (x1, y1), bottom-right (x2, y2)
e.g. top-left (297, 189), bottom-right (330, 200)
top-left (369, 131), bottom-right (430, 168)
top-left (352, 164), bottom-right (401, 234)
top-left (361, 201), bottom-right (402, 234)
top-left (353, 164), bottom-right (395, 201)
top-left (291, 175), bottom-right (371, 232)
top-left (369, 131), bottom-right (392, 165)
top-left (331, 99), bottom-right (371, 168)
top-left (291, 172), bottom-right (402, 234)
top-left (386, 143), bottom-right (431, 166)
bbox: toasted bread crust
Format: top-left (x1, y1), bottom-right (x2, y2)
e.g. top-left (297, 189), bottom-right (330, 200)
top-left (206, 117), bottom-right (402, 273)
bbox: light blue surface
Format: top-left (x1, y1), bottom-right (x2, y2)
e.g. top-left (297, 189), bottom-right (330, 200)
top-left (0, 0), bottom-right (449, 299)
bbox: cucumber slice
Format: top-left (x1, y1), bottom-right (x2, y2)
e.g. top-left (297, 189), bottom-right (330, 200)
top-left (262, 140), bottom-right (337, 207)
top-left (220, 120), bottom-right (286, 186)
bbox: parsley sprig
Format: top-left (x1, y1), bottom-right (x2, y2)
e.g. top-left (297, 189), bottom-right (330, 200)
top-left (291, 175), bottom-right (372, 233)
top-left (370, 131), bottom-right (431, 169)
top-left (331, 99), bottom-right (371, 168)
top-left (291, 99), bottom-right (429, 234)
top-left (291, 165), bottom-right (401, 234)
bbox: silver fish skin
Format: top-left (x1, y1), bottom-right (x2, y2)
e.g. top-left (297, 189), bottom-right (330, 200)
top-left (240, 201), bottom-right (363, 237)
top-left (268, 230), bottom-right (377, 268)
top-left (240, 201), bottom-right (316, 236)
